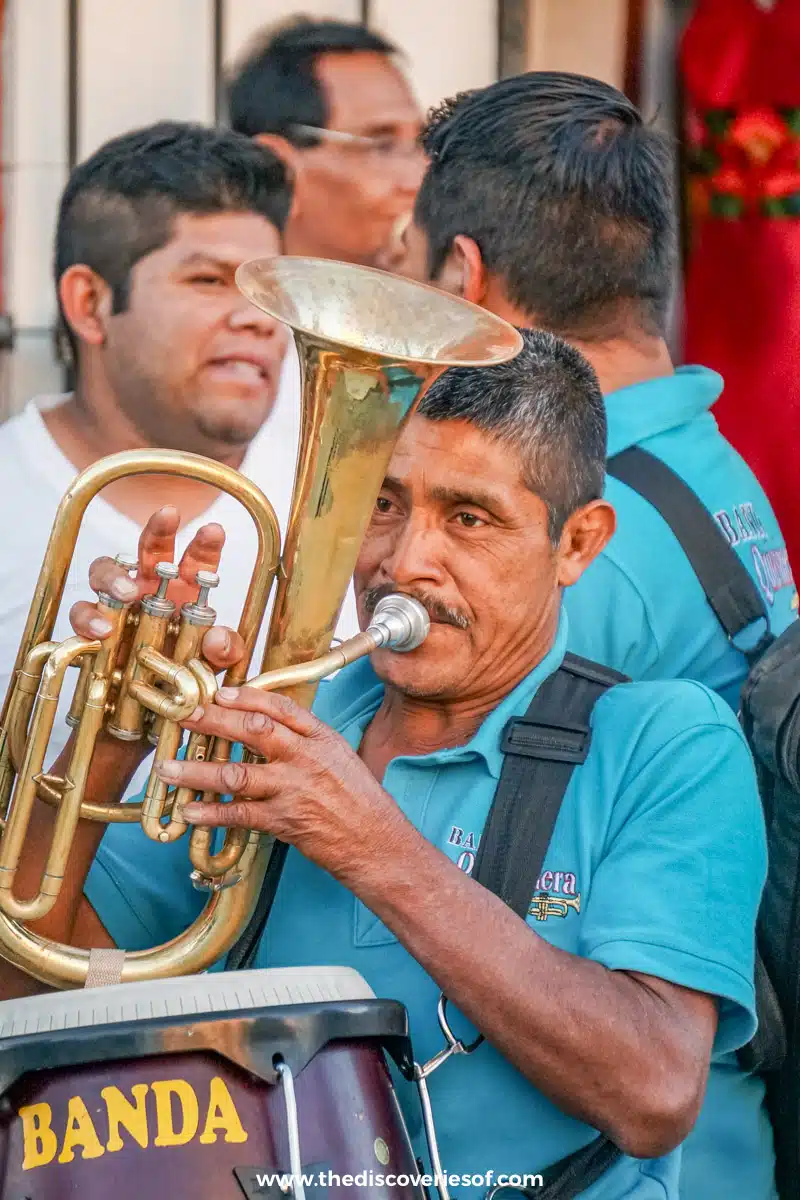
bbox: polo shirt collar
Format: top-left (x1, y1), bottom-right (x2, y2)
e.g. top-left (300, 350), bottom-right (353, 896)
top-left (331, 609), bottom-right (571, 781)
top-left (605, 364), bottom-right (724, 457)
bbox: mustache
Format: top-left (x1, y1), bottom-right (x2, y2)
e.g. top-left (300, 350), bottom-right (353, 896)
top-left (362, 582), bottom-right (471, 630)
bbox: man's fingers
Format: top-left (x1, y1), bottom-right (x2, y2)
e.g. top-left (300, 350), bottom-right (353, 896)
top-left (87, 557), bottom-right (140, 604)
top-left (178, 522), bottom-right (226, 589)
top-left (214, 686), bottom-right (322, 737)
top-left (181, 799), bottom-right (271, 830)
top-left (69, 600), bottom-right (114, 639)
top-left (155, 756), bottom-right (278, 799)
top-left (201, 626), bottom-right (245, 671)
top-left (137, 507), bottom-right (181, 583)
top-left (182, 700), bottom-right (299, 758)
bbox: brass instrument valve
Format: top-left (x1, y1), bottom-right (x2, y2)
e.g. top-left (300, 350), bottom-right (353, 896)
top-left (179, 570), bottom-right (220, 629)
top-left (141, 561), bottom-right (179, 620)
top-left (145, 571), bottom-right (219, 747)
top-left (96, 553), bottom-right (138, 612)
top-left (66, 554), bottom-right (137, 731)
top-left (106, 561), bottom-right (179, 742)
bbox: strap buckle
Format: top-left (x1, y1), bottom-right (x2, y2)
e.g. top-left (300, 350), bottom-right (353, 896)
top-left (500, 717), bottom-right (591, 764)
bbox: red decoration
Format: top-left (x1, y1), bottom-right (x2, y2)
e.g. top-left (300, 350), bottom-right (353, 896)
top-left (680, 0), bottom-right (800, 577)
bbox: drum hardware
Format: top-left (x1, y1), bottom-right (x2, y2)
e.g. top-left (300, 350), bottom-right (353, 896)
top-left (0, 256), bottom-right (523, 990)
top-left (412, 996), bottom-right (484, 1200)
top-left (275, 1060), bottom-right (306, 1200)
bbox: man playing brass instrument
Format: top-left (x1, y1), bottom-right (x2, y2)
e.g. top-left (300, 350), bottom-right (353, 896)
top-left (0, 330), bottom-right (766, 1198)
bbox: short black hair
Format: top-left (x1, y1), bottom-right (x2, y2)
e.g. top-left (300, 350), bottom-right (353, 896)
top-left (415, 71), bottom-right (677, 340)
top-left (418, 327), bottom-right (606, 542)
top-left (54, 120), bottom-right (291, 356)
top-left (227, 16), bottom-right (397, 145)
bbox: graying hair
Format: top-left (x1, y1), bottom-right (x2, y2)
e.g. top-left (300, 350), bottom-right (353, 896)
top-left (418, 327), bottom-right (607, 543)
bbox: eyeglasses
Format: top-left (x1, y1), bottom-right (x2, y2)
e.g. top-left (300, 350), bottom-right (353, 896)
top-left (290, 124), bottom-right (424, 160)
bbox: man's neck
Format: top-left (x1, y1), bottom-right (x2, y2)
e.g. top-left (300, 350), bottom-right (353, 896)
top-left (482, 288), bottom-right (674, 395)
top-left (569, 331), bottom-right (674, 396)
top-left (41, 380), bottom-right (246, 528)
top-left (282, 222), bottom-right (373, 268)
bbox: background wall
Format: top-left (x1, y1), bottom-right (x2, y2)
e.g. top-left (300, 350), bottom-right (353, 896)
top-left (0, 0), bottom-right (632, 415)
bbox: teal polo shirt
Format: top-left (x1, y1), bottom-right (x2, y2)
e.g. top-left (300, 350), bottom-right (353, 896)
top-left (564, 366), bottom-right (788, 1199)
top-left (86, 611), bottom-right (766, 1199)
top-left (565, 366), bottom-right (797, 711)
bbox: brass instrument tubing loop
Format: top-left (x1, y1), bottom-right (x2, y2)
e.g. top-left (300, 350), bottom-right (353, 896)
top-left (0, 255), bottom-right (523, 988)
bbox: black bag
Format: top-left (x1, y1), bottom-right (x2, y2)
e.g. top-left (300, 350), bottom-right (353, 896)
top-left (608, 446), bottom-right (800, 1198)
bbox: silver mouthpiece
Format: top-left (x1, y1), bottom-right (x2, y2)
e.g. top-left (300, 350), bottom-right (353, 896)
top-left (368, 594), bottom-right (430, 653)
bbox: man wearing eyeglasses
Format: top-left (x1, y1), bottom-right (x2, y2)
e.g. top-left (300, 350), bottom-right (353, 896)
top-left (227, 16), bottom-right (426, 270)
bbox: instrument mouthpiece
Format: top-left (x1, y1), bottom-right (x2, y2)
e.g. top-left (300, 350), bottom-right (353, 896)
top-left (369, 594), bottom-right (430, 653)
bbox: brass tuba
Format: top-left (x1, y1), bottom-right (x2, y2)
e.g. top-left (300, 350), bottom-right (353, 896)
top-left (0, 257), bottom-right (523, 989)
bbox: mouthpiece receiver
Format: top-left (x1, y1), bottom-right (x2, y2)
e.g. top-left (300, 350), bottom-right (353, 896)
top-left (368, 594), bottom-right (430, 652)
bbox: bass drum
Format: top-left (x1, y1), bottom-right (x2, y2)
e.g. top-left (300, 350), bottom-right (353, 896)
top-left (0, 965), bottom-right (424, 1199)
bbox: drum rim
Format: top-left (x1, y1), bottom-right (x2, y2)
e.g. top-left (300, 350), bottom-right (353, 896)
top-left (0, 997), bottom-right (415, 1096)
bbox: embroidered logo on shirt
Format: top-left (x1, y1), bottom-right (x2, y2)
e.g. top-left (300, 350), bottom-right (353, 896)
top-left (447, 825), bottom-right (479, 874)
top-left (528, 892), bottom-right (581, 921)
top-left (447, 826), bottom-right (581, 919)
top-left (713, 501), bottom-right (795, 606)
top-left (528, 869), bottom-right (581, 921)
top-left (713, 502), bottom-right (768, 547)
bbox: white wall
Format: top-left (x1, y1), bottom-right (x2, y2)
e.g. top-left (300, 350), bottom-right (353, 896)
top-left (527, 0), bottom-right (628, 89)
top-left (370, 0), bottom-right (497, 114)
top-left (6, 0), bottom-right (68, 334)
top-left (78, 0), bottom-right (216, 160)
top-left (224, 0), bottom-right (361, 71)
top-left (6, 0), bottom-right (495, 336)
top-left (5, 0), bottom-right (376, 338)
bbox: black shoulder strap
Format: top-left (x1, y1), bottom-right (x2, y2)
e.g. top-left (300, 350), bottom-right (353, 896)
top-left (472, 653), bottom-right (628, 916)
top-left (469, 653), bottom-right (628, 1199)
top-left (607, 446), bottom-right (771, 649)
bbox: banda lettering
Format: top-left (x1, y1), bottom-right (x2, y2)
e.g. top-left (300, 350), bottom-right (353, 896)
top-left (18, 1075), bottom-right (248, 1170)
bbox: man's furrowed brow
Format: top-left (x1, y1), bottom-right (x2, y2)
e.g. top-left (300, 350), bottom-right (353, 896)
top-left (380, 474), bottom-right (410, 500)
top-left (428, 483), bottom-right (506, 513)
top-left (177, 252), bottom-right (237, 272)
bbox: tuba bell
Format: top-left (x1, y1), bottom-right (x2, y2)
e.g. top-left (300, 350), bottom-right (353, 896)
top-left (0, 257), bottom-right (523, 990)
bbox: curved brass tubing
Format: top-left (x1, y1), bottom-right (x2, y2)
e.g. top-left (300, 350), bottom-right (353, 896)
top-left (0, 636), bottom-right (102, 920)
top-left (0, 255), bottom-right (523, 988)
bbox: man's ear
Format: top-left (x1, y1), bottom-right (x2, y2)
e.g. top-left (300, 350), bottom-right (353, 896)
top-left (555, 499), bottom-right (617, 588)
top-left (57, 265), bottom-right (113, 349)
top-left (436, 234), bottom-right (489, 305)
top-left (253, 133), bottom-right (301, 183)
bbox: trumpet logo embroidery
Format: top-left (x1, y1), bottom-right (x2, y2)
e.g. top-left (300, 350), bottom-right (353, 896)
top-left (447, 827), bottom-right (581, 920)
top-left (528, 893), bottom-right (581, 922)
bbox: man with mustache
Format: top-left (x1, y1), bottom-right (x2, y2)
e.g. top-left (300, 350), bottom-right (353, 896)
top-left (363, 582), bottom-right (471, 630)
top-left (0, 330), bottom-right (766, 1200)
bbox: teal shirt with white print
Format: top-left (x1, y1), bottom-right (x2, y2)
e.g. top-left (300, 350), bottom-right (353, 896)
top-left (565, 366), bottom-right (797, 711)
top-left (86, 609), bottom-right (766, 1199)
top-left (564, 365), bottom-right (789, 1199)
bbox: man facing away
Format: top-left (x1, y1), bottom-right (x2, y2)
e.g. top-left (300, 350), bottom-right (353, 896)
top-left (0, 331), bottom-right (767, 1200)
top-left (393, 70), bottom-right (790, 1198)
top-left (0, 120), bottom-right (359, 792)
top-left (226, 16), bottom-right (426, 269)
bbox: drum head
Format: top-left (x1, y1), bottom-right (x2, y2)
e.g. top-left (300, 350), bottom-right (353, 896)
top-left (0, 965), bottom-right (376, 1040)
